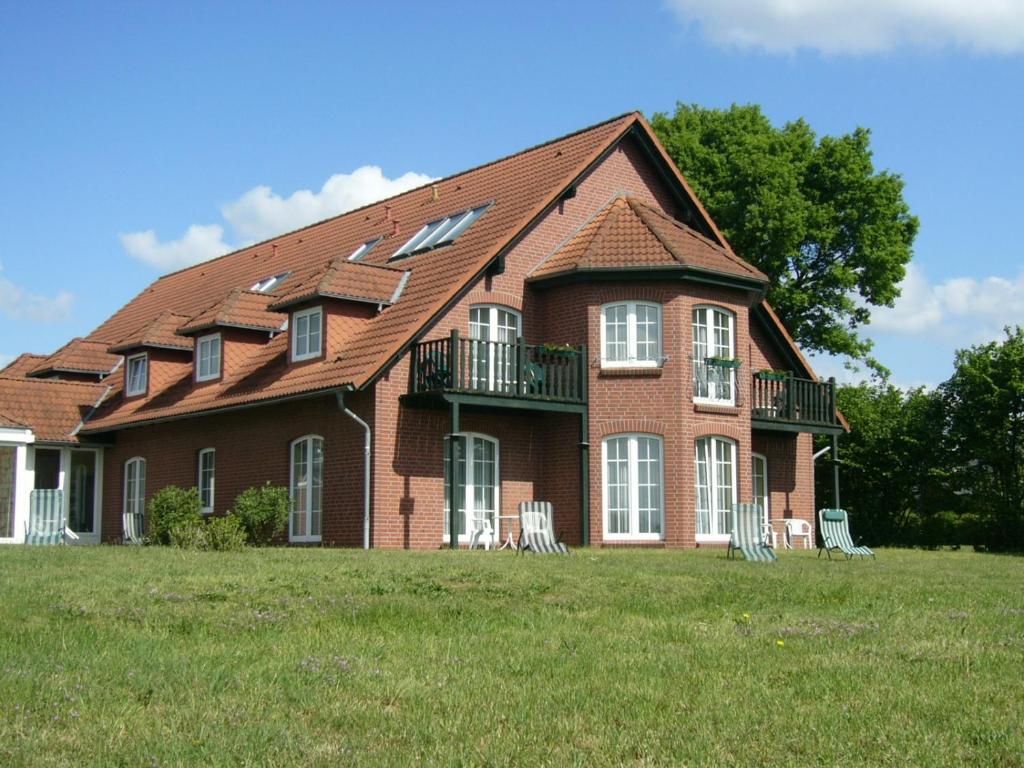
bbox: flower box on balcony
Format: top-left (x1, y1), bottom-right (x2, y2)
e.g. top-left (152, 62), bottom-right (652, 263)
top-left (755, 370), bottom-right (788, 381)
top-left (536, 343), bottom-right (578, 358)
top-left (705, 357), bottom-right (742, 370)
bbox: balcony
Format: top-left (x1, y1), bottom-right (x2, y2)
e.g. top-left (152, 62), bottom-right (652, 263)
top-left (750, 372), bottom-right (842, 433)
top-left (409, 330), bottom-right (587, 409)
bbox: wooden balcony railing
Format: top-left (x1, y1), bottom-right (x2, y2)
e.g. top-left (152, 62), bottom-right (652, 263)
top-left (411, 331), bottom-right (587, 404)
top-left (751, 373), bottom-right (839, 428)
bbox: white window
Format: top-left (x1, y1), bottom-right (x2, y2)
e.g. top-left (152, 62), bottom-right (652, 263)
top-left (348, 237), bottom-right (383, 262)
top-left (251, 271), bottom-right (291, 293)
top-left (291, 307), bottom-right (323, 362)
top-left (198, 448), bottom-right (215, 514)
top-left (443, 433), bottom-right (499, 545)
top-left (602, 434), bottom-right (664, 540)
top-left (692, 306), bottom-right (735, 404)
top-left (752, 453), bottom-right (769, 525)
top-left (391, 204), bottom-right (490, 260)
top-left (695, 436), bottom-right (737, 541)
top-left (290, 435), bottom-right (323, 542)
top-left (196, 333), bottom-right (222, 382)
top-left (123, 457), bottom-right (146, 522)
top-left (469, 305), bottom-right (521, 392)
top-left (126, 353), bottom-right (148, 396)
top-left (600, 302), bottom-right (661, 368)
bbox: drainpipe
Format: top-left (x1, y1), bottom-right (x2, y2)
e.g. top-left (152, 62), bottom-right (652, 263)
top-left (336, 389), bottom-right (371, 550)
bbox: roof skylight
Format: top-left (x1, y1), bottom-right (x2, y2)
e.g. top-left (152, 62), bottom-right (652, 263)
top-left (251, 271), bottom-right (292, 293)
top-left (390, 203), bottom-right (491, 261)
top-left (348, 237), bottom-right (384, 262)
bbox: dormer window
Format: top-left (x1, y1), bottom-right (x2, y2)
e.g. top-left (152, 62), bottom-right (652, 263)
top-left (291, 307), bottom-right (323, 362)
top-left (126, 353), bottom-right (148, 396)
top-left (251, 272), bottom-right (292, 293)
top-left (196, 333), bottom-right (222, 382)
top-left (390, 203), bottom-right (490, 261)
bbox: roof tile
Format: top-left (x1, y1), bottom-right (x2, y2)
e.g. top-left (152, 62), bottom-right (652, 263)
top-left (28, 338), bottom-right (120, 377)
top-left (0, 377), bottom-right (106, 442)
top-left (177, 290), bottom-right (288, 335)
top-left (109, 311), bottom-right (194, 354)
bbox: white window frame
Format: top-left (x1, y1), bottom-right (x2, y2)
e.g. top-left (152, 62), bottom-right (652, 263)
top-left (198, 448), bottom-right (215, 515)
top-left (752, 452), bottom-right (769, 526)
top-left (390, 204), bottom-right (490, 260)
top-left (289, 435), bottom-right (323, 543)
top-left (123, 456), bottom-right (146, 522)
top-left (196, 333), bottom-right (222, 382)
top-left (291, 307), bottom-right (323, 362)
top-left (443, 432), bottom-right (500, 545)
top-left (601, 433), bottom-right (665, 541)
top-left (695, 436), bottom-right (737, 542)
top-left (125, 353), bottom-right (148, 397)
top-left (469, 304), bottom-right (522, 392)
top-left (692, 305), bottom-right (736, 405)
top-left (600, 301), bottom-right (662, 368)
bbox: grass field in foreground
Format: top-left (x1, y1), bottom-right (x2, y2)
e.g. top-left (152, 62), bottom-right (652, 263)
top-left (0, 546), bottom-right (1021, 767)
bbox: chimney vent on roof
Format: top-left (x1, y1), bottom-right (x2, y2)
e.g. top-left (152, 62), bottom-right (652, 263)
top-left (431, 184), bottom-right (439, 202)
top-left (392, 220), bottom-right (401, 237)
top-left (384, 205), bottom-right (392, 222)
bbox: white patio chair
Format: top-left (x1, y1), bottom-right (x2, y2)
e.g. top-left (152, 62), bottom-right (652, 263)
top-left (468, 514), bottom-right (494, 551)
top-left (517, 501), bottom-right (569, 554)
top-left (785, 519), bottom-right (813, 549)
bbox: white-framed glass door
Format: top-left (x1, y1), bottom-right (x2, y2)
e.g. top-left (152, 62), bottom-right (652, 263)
top-left (752, 453), bottom-right (769, 526)
top-left (290, 435), bottom-right (323, 542)
top-left (67, 450), bottom-right (101, 543)
top-left (444, 433), bottom-right (499, 545)
top-left (695, 436), bottom-right (737, 541)
top-left (0, 445), bottom-right (15, 539)
top-left (469, 305), bottom-right (521, 393)
top-left (692, 307), bottom-right (735, 404)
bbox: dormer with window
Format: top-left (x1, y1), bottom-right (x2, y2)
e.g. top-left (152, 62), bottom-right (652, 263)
top-left (176, 289), bottom-right (287, 383)
top-left (108, 311), bottom-right (194, 401)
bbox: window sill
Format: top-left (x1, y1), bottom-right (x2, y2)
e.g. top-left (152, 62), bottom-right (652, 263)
top-left (599, 367), bottom-right (663, 378)
top-left (693, 403), bottom-right (741, 416)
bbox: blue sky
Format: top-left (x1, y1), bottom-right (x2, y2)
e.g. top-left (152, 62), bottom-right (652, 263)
top-left (1, 0), bottom-right (1022, 387)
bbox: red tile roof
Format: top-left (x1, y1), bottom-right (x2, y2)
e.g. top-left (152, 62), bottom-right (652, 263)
top-left (268, 258), bottom-right (408, 310)
top-left (1, 353), bottom-right (48, 378)
top-left (0, 377), bottom-right (107, 442)
top-left (529, 197), bottom-right (768, 283)
top-left (108, 311), bottom-right (194, 354)
top-left (0, 409), bottom-right (28, 429)
top-left (28, 338), bottom-right (120, 377)
top-left (177, 290), bottom-right (288, 335)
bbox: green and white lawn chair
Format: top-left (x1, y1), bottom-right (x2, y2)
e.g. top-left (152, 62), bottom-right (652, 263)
top-left (517, 501), bottom-right (569, 554)
top-left (123, 511), bottom-right (145, 544)
top-left (728, 502), bottom-right (777, 562)
top-left (25, 489), bottom-right (65, 545)
top-left (818, 508), bottom-right (875, 559)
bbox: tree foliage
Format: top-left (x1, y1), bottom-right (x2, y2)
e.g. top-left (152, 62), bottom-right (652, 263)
top-left (650, 103), bottom-right (919, 366)
top-left (939, 327), bottom-right (1024, 550)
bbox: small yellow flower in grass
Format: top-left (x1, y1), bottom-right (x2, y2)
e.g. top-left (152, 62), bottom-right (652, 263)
top-left (742, 613), bottom-right (751, 621)
top-left (776, 639), bottom-right (785, 647)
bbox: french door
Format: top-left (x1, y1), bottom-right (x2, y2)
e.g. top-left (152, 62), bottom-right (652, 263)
top-left (469, 305), bottom-right (521, 393)
top-left (444, 433), bottom-right (499, 545)
top-left (751, 453), bottom-right (769, 526)
top-left (0, 446), bottom-right (14, 539)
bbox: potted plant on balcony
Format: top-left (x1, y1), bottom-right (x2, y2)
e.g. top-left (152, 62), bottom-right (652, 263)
top-left (537, 343), bottom-right (577, 358)
top-left (705, 356), bottom-right (742, 370)
top-left (755, 369), bottom-right (788, 381)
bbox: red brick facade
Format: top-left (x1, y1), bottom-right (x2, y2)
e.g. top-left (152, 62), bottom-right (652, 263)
top-left (94, 132), bottom-right (820, 549)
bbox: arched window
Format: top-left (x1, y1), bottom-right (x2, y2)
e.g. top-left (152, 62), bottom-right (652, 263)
top-left (444, 433), bottom-right (499, 545)
top-left (123, 457), bottom-right (146, 542)
top-left (692, 306), bottom-right (736, 404)
top-left (469, 305), bottom-right (521, 392)
top-left (600, 302), bottom-right (661, 368)
top-left (695, 436), bottom-right (737, 540)
top-left (602, 433), bottom-right (664, 540)
top-left (290, 435), bottom-right (323, 542)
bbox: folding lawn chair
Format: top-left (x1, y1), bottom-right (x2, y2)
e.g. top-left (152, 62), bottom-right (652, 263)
top-left (24, 490), bottom-right (65, 545)
top-left (517, 501), bottom-right (569, 554)
top-left (122, 511), bottom-right (145, 544)
top-left (818, 508), bottom-right (874, 559)
top-left (728, 502), bottom-right (777, 562)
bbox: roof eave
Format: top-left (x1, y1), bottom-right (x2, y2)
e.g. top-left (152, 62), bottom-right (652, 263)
top-left (527, 265), bottom-right (767, 293)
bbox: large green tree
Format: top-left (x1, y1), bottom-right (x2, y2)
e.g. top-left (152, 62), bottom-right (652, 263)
top-left (940, 327), bottom-right (1024, 550)
top-left (651, 104), bottom-right (919, 365)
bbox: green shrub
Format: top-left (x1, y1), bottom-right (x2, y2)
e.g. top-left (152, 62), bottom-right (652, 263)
top-left (148, 486), bottom-right (202, 545)
top-left (229, 483), bottom-right (290, 545)
top-left (207, 515), bottom-right (247, 551)
top-left (169, 518), bottom-right (209, 549)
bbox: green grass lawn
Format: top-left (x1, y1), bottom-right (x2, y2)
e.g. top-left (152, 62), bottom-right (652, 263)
top-left (1, 547), bottom-right (1021, 767)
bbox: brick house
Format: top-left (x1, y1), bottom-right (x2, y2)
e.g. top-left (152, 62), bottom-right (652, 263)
top-left (0, 112), bottom-right (844, 549)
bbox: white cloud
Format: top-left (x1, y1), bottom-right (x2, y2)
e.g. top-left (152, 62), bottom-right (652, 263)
top-left (0, 262), bottom-right (73, 322)
top-left (871, 263), bottom-right (1024, 340)
top-left (120, 224), bottom-right (232, 272)
top-left (665, 0), bottom-right (1024, 54)
top-left (121, 166), bottom-right (434, 272)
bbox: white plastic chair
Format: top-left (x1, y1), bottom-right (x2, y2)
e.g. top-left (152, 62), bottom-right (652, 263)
top-left (468, 514), bottom-right (494, 550)
top-left (784, 519), bottom-right (813, 549)
top-left (762, 522), bottom-right (778, 549)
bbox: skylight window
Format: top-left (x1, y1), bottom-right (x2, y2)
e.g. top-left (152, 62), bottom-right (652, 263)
top-left (390, 203), bottom-right (491, 260)
top-left (251, 271), bottom-right (291, 293)
top-left (348, 237), bottom-right (384, 262)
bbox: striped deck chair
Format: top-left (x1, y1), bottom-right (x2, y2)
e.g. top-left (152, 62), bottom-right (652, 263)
top-left (517, 501), bottom-right (569, 555)
top-left (728, 503), bottom-right (777, 562)
top-left (818, 508), bottom-right (874, 559)
top-left (123, 512), bottom-right (145, 545)
top-left (25, 489), bottom-right (65, 545)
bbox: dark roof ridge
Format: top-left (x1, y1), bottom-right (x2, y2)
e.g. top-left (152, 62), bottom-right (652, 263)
top-left (144, 112), bottom-right (643, 284)
top-left (0, 374), bottom-right (106, 390)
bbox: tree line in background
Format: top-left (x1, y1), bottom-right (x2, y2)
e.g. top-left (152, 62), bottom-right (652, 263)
top-left (816, 328), bottom-right (1024, 551)
top-left (652, 103), bottom-right (1021, 550)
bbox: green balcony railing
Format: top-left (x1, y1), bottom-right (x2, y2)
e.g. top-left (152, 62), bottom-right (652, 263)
top-left (751, 372), bottom-right (839, 428)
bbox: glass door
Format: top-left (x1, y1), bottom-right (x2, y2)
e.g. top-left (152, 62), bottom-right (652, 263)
top-left (469, 306), bottom-right (521, 393)
top-left (444, 434), bottom-right (498, 545)
top-left (68, 450), bottom-right (98, 541)
top-left (0, 446), bottom-right (15, 539)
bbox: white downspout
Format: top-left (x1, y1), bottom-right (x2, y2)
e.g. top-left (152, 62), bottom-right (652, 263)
top-left (337, 390), bottom-right (371, 549)
top-left (812, 446), bottom-right (830, 461)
